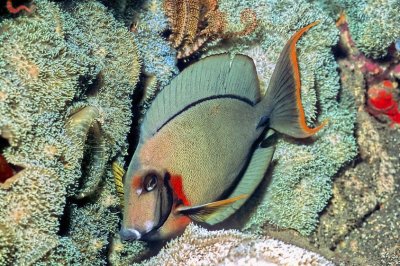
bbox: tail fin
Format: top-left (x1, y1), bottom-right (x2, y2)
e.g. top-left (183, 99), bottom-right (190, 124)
top-left (258, 21), bottom-right (327, 138)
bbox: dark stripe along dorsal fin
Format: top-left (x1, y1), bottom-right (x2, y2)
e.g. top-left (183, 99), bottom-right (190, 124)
top-left (141, 54), bottom-right (260, 139)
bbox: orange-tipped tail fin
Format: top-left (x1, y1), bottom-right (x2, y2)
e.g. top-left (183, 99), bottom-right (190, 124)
top-left (258, 21), bottom-right (327, 138)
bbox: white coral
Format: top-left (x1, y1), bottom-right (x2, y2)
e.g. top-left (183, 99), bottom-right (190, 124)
top-left (138, 224), bottom-right (334, 266)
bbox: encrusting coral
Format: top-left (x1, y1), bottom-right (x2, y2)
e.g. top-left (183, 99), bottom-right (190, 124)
top-left (138, 223), bottom-right (334, 265)
top-left (0, 0), bottom-right (141, 264)
top-left (309, 0), bottom-right (400, 58)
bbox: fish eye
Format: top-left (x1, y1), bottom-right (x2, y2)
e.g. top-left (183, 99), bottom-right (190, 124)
top-left (144, 173), bottom-right (158, 192)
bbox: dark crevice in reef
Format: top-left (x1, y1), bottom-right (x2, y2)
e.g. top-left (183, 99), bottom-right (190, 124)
top-left (58, 202), bottom-right (73, 236)
top-left (78, 72), bottom-right (101, 99)
top-left (0, 136), bottom-right (22, 184)
top-left (332, 41), bottom-right (348, 60)
top-left (126, 72), bottom-right (146, 166)
top-left (330, 202), bottom-right (381, 251)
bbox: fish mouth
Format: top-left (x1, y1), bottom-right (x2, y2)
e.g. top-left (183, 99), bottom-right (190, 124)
top-left (120, 228), bottom-right (142, 241)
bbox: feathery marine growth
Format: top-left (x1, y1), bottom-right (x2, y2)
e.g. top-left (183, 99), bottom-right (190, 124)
top-left (163, 0), bottom-right (257, 58)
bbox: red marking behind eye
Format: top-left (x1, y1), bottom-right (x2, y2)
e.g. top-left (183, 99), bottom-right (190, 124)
top-left (131, 176), bottom-right (142, 189)
top-left (170, 175), bottom-right (190, 206)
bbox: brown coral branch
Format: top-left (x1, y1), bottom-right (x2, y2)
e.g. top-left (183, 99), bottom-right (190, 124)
top-left (164, 0), bottom-right (258, 59)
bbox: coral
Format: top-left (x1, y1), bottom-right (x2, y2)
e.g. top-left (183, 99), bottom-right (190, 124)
top-left (108, 236), bottom-right (148, 265)
top-left (164, 0), bottom-right (258, 58)
top-left (109, 0), bottom-right (179, 112)
top-left (304, 27), bottom-right (399, 264)
top-left (336, 15), bottom-right (400, 128)
top-left (0, 0), bottom-right (141, 264)
top-left (336, 189), bottom-right (400, 265)
top-left (202, 0), bottom-right (357, 235)
top-left (3, 0), bottom-right (393, 264)
top-left (310, 0), bottom-right (400, 58)
top-left (0, 168), bottom-right (62, 265)
top-left (0, 222), bottom-right (15, 264)
top-left (367, 80), bottom-right (400, 125)
top-left (139, 223), bottom-right (334, 265)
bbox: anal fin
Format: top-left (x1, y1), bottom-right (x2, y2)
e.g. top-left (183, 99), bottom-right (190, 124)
top-left (176, 194), bottom-right (248, 223)
top-left (204, 130), bottom-right (277, 225)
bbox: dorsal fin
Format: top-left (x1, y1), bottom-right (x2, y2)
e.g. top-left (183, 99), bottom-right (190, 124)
top-left (141, 54), bottom-right (260, 139)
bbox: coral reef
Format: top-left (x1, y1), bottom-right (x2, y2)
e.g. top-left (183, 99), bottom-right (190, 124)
top-left (138, 224), bottom-right (334, 265)
top-left (262, 17), bottom-right (400, 264)
top-left (304, 22), bottom-right (400, 264)
top-left (1, 0), bottom-right (397, 265)
top-left (309, 0), bottom-right (400, 58)
top-left (337, 15), bottom-right (400, 126)
top-left (109, 0), bottom-right (179, 112)
top-left (0, 0), bottom-right (141, 264)
top-left (203, 0), bottom-right (357, 235)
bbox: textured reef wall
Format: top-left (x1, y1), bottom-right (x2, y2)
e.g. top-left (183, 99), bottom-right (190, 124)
top-left (0, 0), bottom-right (141, 264)
top-left (138, 224), bottom-right (334, 265)
top-left (308, 0), bottom-right (400, 58)
top-left (0, 0), bottom-right (398, 265)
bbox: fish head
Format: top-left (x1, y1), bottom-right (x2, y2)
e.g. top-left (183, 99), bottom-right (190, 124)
top-left (120, 166), bottom-right (190, 241)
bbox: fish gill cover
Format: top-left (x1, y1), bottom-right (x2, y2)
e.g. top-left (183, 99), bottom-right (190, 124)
top-left (0, 0), bottom-right (398, 265)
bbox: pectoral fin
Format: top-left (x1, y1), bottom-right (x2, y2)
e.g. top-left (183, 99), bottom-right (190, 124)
top-left (112, 162), bottom-right (125, 207)
top-left (175, 194), bottom-right (248, 223)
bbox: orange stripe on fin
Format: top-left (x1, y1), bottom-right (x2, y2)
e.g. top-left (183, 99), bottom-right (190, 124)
top-left (175, 194), bottom-right (248, 223)
top-left (200, 194), bottom-right (248, 209)
top-left (288, 21), bottom-right (328, 137)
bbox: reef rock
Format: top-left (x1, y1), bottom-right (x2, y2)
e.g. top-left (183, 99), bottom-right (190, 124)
top-left (139, 224), bottom-right (334, 266)
top-left (0, 0), bottom-right (140, 264)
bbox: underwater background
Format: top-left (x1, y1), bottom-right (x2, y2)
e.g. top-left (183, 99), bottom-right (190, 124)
top-left (0, 0), bottom-right (399, 265)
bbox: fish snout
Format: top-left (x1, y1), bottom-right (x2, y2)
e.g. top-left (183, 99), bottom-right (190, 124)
top-left (119, 227), bottom-right (142, 241)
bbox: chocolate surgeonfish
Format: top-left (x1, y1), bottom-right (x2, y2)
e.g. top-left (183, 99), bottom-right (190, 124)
top-left (115, 22), bottom-right (326, 241)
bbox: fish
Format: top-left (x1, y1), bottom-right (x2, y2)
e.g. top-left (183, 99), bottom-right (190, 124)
top-left (118, 21), bottom-right (326, 241)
